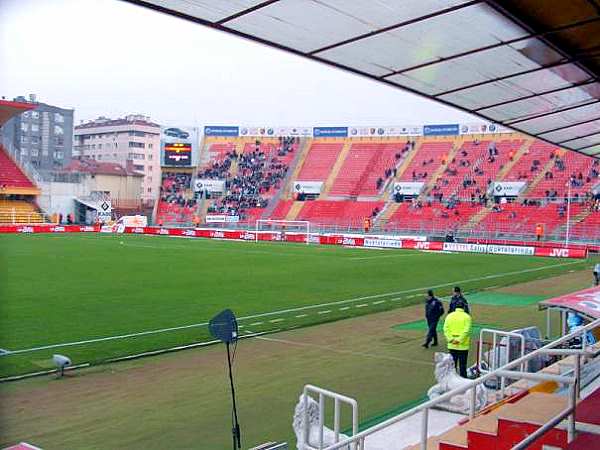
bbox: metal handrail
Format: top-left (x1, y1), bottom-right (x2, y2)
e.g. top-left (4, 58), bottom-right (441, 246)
top-left (302, 384), bottom-right (359, 450)
top-left (321, 318), bottom-right (600, 450)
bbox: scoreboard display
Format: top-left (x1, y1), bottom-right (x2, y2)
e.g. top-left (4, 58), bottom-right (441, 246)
top-left (163, 142), bottom-right (192, 166)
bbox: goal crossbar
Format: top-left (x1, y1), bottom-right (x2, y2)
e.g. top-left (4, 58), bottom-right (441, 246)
top-left (255, 219), bottom-right (311, 244)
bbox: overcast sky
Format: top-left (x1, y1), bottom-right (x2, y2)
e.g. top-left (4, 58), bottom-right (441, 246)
top-left (0, 0), bottom-right (483, 128)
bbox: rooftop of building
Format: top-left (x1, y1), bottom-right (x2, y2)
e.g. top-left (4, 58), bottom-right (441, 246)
top-left (64, 158), bottom-right (144, 177)
top-left (11, 95), bottom-right (74, 113)
top-left (75, 114), bottom-right (160, 131)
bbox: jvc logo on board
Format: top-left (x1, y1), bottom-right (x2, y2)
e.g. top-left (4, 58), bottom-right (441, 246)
top-left (415, 241), bottom-right (430, 250)
top-left (550, 248), bottom-right (569, 257)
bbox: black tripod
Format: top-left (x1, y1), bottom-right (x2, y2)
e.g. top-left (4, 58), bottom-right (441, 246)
top-left (209, 309), bottom-right (242, 450)
top-left (226, 341), bottom-right (241, 449)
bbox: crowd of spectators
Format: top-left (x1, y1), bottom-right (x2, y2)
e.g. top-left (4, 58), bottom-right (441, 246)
top-left (205, 142), bottom-right (291, 219)
top-left (160, 173), bottom-right (195, 208)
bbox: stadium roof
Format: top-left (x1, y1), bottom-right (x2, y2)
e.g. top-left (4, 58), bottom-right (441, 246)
top-left (0, 99), bottom-right (35, 127)
top-left (125, 0), bottom-right (600, 158)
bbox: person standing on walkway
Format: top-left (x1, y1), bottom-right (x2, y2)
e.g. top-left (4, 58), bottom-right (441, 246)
top-left (448, 286), bottom-right (470, 314)
top-left (422, 290), bottom-right (444, 348)
top-left (443, 300), bottom-right (472, 378)
top-left (594, 262), bottom-right (600, 286)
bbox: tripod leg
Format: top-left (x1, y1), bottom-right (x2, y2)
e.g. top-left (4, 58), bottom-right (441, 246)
top-left (226, 342), bottom-right (241, 449)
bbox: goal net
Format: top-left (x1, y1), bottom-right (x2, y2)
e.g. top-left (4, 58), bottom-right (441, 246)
top-left (255, 219), bottom-right (311, 244)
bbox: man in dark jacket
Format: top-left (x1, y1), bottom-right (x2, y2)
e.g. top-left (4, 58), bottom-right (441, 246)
top-left (423, 290), bottom-right (444, 348)
top-left (448, 286), bottom-right (470, 314)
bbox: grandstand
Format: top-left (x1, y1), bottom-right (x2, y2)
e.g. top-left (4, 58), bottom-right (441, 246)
top-left (178, 131), bottom-right (599, 243)
top-left (0, 100), bottom-right (46, 225)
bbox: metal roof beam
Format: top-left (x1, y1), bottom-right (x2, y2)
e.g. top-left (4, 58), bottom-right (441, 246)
top-left (556, 130), bottom-right (600, 144)
top-left (309, 0), bottom-right (482, 55)
top-left (505, 99), bottom-right (600, 125)
top-left (534, 115), bottom-right (600, 135)
top-left (474, 79), bottom-right (599, 112)
top-left (381, 15), bottom-right (600, 78)
top-left (217, 0), bottom-right (280, 25)
top-left (576, 140), bottom-right (600, 150)
top-left (433, 58), bottom-right (588, 97)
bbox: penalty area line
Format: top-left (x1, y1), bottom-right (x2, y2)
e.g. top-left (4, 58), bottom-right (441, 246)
top-left (3, 260), bottom-right (582, 356)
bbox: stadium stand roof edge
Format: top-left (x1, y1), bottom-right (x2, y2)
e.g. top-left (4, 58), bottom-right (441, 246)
top-left (123, 0), bottom-right (600, 158)
top-left (0, 99), bottom-right (36, 127)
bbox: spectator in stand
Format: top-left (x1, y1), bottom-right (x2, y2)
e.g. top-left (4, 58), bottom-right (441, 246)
top-left (594, 263), bottom-right (600, 286)
top-left (423, 289), bottom-right (444, 348)
top-left (449, 286), bottom-right (469, 314)
top-left (444, 299), bottom-right (472, 378)
top-left (535, 224), bottom-right (543, 241)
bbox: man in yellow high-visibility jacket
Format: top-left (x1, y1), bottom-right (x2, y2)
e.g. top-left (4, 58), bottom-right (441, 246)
top-left (443, 303), bottom-right (472, 378)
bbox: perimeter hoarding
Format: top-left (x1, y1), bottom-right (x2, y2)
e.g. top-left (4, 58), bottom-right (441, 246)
top-left (423, 124), bottom-right (460, 136)
top-left (161, 126), bottom-right (199, 167)
top-left (313, 127), bottom-right (348, 138)
top-left (204, 126), bottom-right (239, 137)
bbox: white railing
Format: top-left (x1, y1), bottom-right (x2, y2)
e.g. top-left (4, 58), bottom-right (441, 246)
top-left (320, 318), bottom-right (600, 450)
top-left (302, 384), bottom-right (359, 450)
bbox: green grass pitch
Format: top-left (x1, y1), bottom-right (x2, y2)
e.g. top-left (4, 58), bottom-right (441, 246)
top-left (0, 233), bottom-right (591, 378)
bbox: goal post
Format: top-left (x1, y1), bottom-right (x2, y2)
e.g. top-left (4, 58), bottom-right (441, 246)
top-left (255, 219), bottom-right (311, 245)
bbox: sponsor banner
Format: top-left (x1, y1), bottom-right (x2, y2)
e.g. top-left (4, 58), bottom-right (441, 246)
top-left (0, 225), bottom-right (101, 234)
top-left (393, 182), bottom-right (424, 196)
top-left (540, 286), bottom-right (600, 319)
top-left (116, 215), bottom-right (147, 228)
top-left (487, 244), bottom-right (534, 256)
top-left (326, 235), bottom-right (365, 247)
top-left (444, 242), bottom-right (535, 256)
top-left (348, 126), bottom-right (423, 137)
top-left (205, 215), bottom-right (240, 223)
top-left (423, 124), bottom-right (460, 136)
top-left (203, 126), bottom-right (239, 137)
top-left (364, 238), bottom-right (403, 249)
top-left (279, 127), bottom-right (312, 137)
top-left (239, 127), bottom-right (275, 137)
top-left (237, 126), bottom-right (311, 137)
top-left (293, 181), bottom-right (323, 194)
top-left (443, 242), bottom-right (487, 253)
top-left (194, 179), bottom-right (226, 193)
top-left (534, 247), bottom-right (587, 259)
top-left (313, 127), bottom-right (348, 138)
top-left (162, 126), bottom-right (199, 167)
top-left (97, 200), bottom-right (112, 223)
top-left (490, 181), bottom-right (526, 197)
top-left (403, 240), bottom-right (444, 251)
top-left (459, 123), bottom-right (508, 135)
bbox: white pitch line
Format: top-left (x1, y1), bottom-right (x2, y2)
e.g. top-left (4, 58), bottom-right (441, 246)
top-left (318, 310), bottom-right (332, 315)
top-left (339, 306), bottom-right (351, 311)
top-left (269, 318), bottom-right (285, 323)
top-left (5, 259), bottom-right (583, 355)
top-left (356, 304), bottom-right (368, 308)
top-left (250, 321), bottom-right (264, 326)
top-left (256, 336), bottom-right (434, 366)
top-left (372, 300), bottom-right (386, 305)
top-left (295, 314), bottom-right (308, 318)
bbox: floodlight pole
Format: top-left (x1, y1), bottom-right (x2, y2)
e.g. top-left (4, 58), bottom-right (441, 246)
top-left (226, 342), bottom-right (242, 450)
